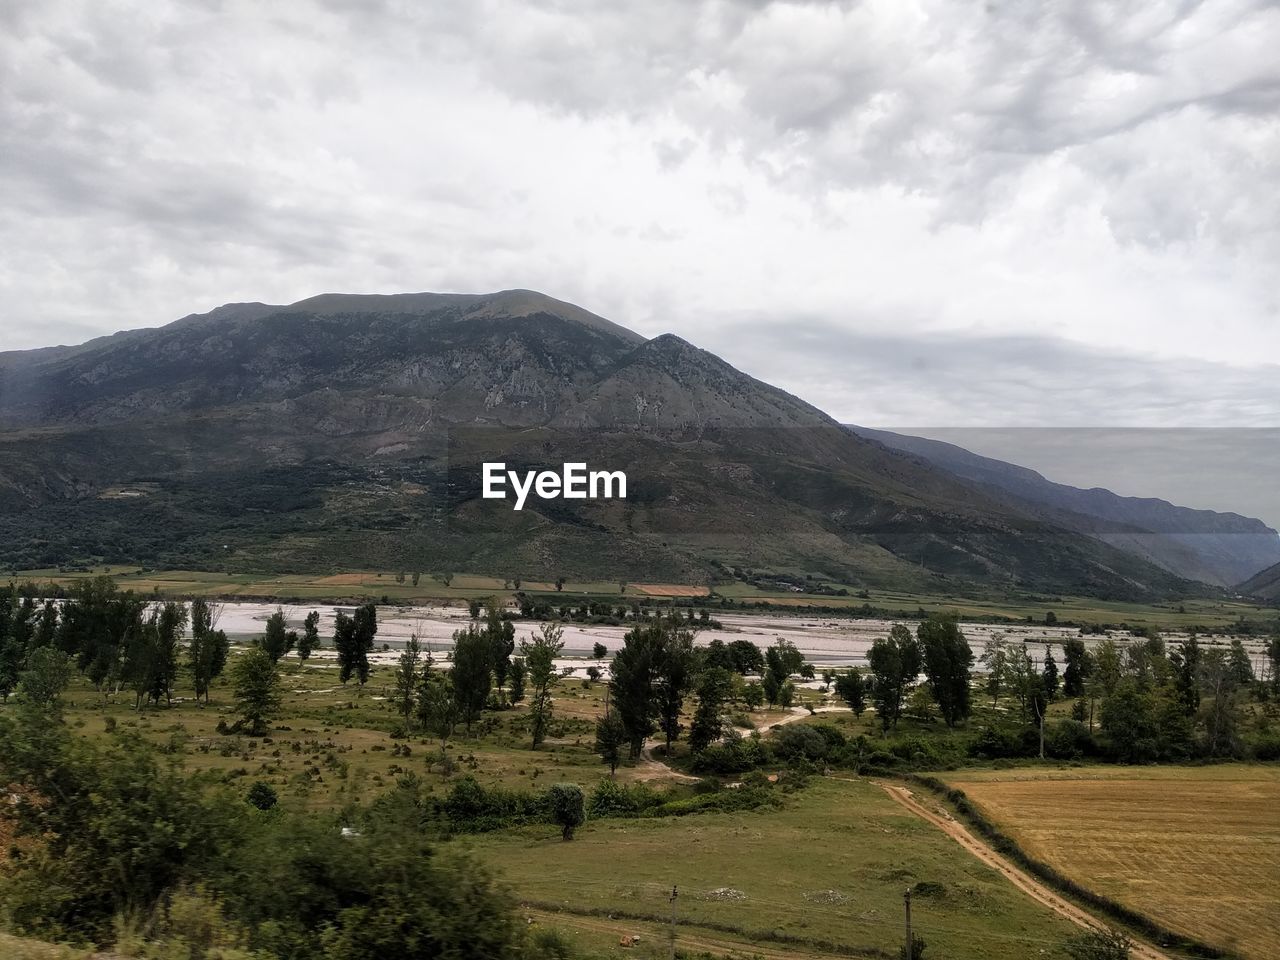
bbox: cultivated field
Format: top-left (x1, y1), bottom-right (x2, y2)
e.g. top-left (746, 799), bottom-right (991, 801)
top-left (942, 766), bottom-right (1280, 960)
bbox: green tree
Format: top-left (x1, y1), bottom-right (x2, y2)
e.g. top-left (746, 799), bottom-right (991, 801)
top-left (18, 646), bottom-right (72, 710)
top-left (188, 597), bottom-right (230, 703)
top-left (261, 607), bottom-right (292, 662)
top-left (656, 623), bottom-right (695, 754)
top-left (1100, 679), bottom-right (1157, 763)
top-left (592, 641), bottom-right (608, 660)
top-left (231, 647), bottom-right (280, 736)
top-left (742, 681), bottom-right (764, 710)
top-left (1227, 638), bottom-right (1254, 686)
top-left (522, 621), bottom-right (565, 748)
top-left (546, 783), bottom-right (585, 840)
top-left (917, 615), bottom-right (973, 727)
top-left (485, 604), bottom-right (516, 703)
top-left (418, 664), bottom-right (459, 754)
top-left (1062, 638), bottom-right (1091, 698)
top-left (335, 604), bottom-right (377, 686)
top-left (1172, 636), bottom-right (1201, 716)
top-left (595, 710), bottom-right (627, 775)
top-left (296, 609), bottom-right (321, 664)
top-left (609, 619), bottom-right (665, 760)
top-left (689, 666), bottom-right (733, 753)
top-left (868, 623), bottom-right (921, 731)
top-left (509, 656), bottom-right (527, 703)
top-left (982, 635), bottom-right (1009, 706)
top-left (393, 632), bottom-right (423, 731)
top-left (451, 624), bottom-right (492, 736)
top-left (833, 669), bottom-right (866, 715)
top-left (1042, 644), bottom-right (1060, 700)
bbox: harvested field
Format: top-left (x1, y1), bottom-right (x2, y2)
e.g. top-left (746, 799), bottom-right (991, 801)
top-left (944, 766), bottom-right (1280, 960)
top-left (630, 583), bottom-right (710, 597)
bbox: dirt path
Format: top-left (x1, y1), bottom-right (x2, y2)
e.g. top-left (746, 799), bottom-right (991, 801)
top-left (867, 779), bottom-right (1172, 960)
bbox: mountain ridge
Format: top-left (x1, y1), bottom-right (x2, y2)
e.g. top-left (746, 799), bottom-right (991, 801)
top-left (850, 426), bottom-right (1280, 587)
top-left (0, 290), bottom-right (1206, 599)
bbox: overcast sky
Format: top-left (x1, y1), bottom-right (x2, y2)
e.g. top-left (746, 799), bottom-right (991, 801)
top-left (2, 1), bottom-right (1277, 516)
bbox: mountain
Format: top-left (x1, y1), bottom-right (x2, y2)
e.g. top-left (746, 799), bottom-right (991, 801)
top-left (0, 290), bottom-right (1201, 599)
top-left (850, 427), bottom-right (1280, 588)
top-left (1238, 561), bottom-right (1280, 600)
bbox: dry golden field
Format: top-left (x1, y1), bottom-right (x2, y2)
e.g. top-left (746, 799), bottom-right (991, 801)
top-left (944, 766), bottom-right (1280, 960)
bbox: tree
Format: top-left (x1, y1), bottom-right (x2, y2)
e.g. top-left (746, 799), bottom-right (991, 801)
top-left (485, 604), bottom-right (515, 703)
top-left (188, 598), bottom-right (230, 703)
top-left (555, 577), bottom-right (565, 592)
top-left (418, 665), bottom-right (459, 756)
top-left (609, 620), bottom-right (664, 760)
top-left (1172, 636), bottom-right (1201, 716)
top-left (451, 624), bottom-right (492, 736)
top-left (742, 681), bottom-right (764, 710)
top-left (261, 608), bottom-right (292, 662)
top-left (393, 632), bottom-right (423, 730)
top-left (509, 656), bottom-right (527, 703)
top-left (1200, 649), bottom-right (1241, 758)
top-left (728, 639), bottom-right (764, 675)
top-left (246, 781), bottom-right (278, 811)
top-left (232, 647), bottom-right (280, 736)
top-left (546, 783), bottom-right (585, 840)
top-left (834, 669), bottom-right (866, 715)
top-left (1062, 638), bottom-right (1091, 698)
top-left (468, 598), bottom-right (482, 620)
top-left (1064, 926), bottom-right (1133, 960)
top-left (1042, 644), bottom-right (1060, 700)
top-left (868, 624), bottom-right (921, 731)
top-left (592, 642), bottom-right (608, 660)
top-left (981, 634), bottom-right (1009, 706)
top-left (1100, 679), bottom-right (1156, 763)
top-left (18, 647), bottom-right (72, 710)
top-left (595, 710), bottom-right (627, 775)
top-left (656, 624), bottom-right (695, 754)
top-left (522, 622), bottom-right (565, 748)
top-left (689, 667), bottom-right (733, 752)
top-left (335, 604), bottom-right (377, 686)
top-left (1227, 638), bottom-right (1254, 686)
top-left (296, 610), bottom-right (321, 664)
top-left (916, 615), bottom-right (973, 727)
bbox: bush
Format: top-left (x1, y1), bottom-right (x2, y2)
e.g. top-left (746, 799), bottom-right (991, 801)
top-left (587, 779), bottom-right (661, 818)
top-left (691, 732), bottom-right (767, 775)
top-left (246, 780), bottom-right (278, 811)
top-left (546, 784), bottom-right (585, 840)
top-left (772, 724), bottom-right (831, 763)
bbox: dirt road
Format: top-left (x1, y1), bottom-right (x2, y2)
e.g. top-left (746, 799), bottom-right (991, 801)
top-left (869, 780), bottom-right (1173, 960)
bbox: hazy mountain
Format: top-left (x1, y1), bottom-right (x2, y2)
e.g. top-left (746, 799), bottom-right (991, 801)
top-left (1238, 561), bottom-right (1280, 600)
top-left (0, 290), bottom-right (1200, 599)
top-left (850, 426), bottom-right (1280, 588)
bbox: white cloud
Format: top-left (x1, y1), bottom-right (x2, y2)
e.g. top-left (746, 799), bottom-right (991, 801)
top-left (1, 0), bottom-right (1276, 431)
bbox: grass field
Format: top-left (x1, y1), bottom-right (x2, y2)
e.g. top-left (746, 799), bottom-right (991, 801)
top-left (13, 566), bottom-right (1276, 632)
top-left (942, 766), bottom-right (1280, 960)
top-left (461, 777), bottom-right (1082, 960)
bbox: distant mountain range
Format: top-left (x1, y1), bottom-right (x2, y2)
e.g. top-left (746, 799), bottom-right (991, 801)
top-left (850, 428), bottom-right (1280, 591)
top-left (0, 289), bottom-right (1252, 600)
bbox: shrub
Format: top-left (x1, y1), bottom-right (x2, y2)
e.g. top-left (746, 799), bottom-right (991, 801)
top-left (546, 784), bottom-right (585, 840)
top-left (246, 781), bottom-right (278, 811)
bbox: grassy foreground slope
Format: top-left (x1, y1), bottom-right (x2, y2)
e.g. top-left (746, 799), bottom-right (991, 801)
top-left (942, 767), bottom-right (1280, 960)
top-left (461, 777), bottom-right (1081, 960)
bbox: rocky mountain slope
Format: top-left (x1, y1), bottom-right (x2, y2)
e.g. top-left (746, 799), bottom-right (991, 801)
top-left (850, 427), bottom-right (1280, 588)
top-left (0, 290), bottom-right (1200, 599)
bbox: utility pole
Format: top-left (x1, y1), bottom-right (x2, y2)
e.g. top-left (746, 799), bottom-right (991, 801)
top-left (903, 887), bottom-right (913, 960)
top-left (669, 884), bottom-right (678, 960)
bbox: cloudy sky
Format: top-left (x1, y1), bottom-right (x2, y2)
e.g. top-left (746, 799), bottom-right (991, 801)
top-left (2, 1), bottom-right (1278, 515)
